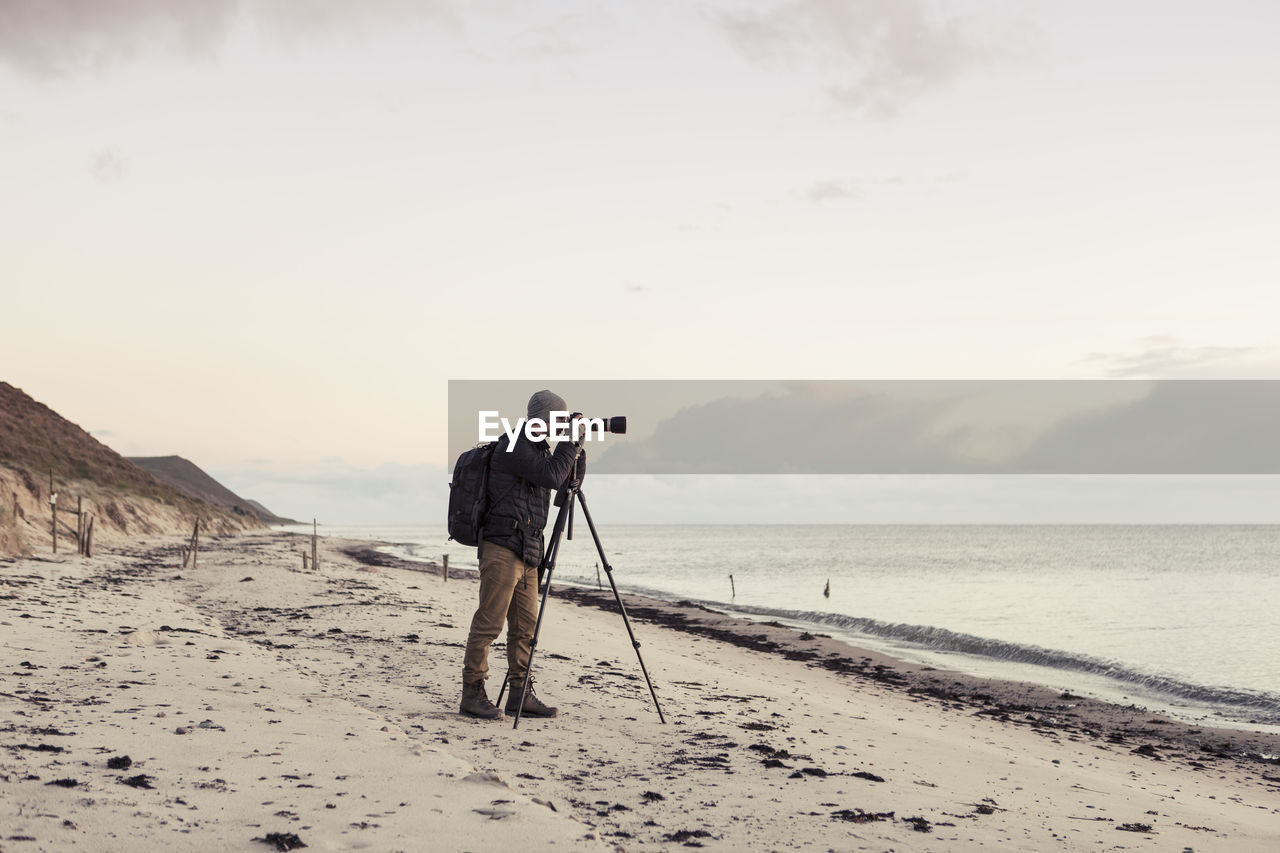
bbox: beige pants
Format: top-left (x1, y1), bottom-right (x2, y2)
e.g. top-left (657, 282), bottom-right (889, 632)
top-left (462, 543), bottom-right (538, 685)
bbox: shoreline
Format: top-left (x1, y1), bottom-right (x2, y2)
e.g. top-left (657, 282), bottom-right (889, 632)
top-left (345, 545), bottom-right (1280, 781)
top-left (4, 531), bottom-right (1279, 850)
top-left (354, 537), bottom-right (1280, 735)
top-left (350, 525), bottom-right (1280, 732)
top-left (707, 603), bottom-right (1280, 731)
top-left (548, 586), bottom-right (1280, 779)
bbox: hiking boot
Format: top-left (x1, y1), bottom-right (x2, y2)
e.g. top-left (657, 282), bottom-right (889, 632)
top-left (460, 681), bottom-right (504, 720)
top-left (505, 680), bottom-right (558, 718)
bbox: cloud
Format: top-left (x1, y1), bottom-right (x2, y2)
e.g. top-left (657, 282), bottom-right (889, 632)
top-left (1083, 336), bottom-right (1268, 379)
top-left (1012, 381), bottom-right (1280, 474)
top-left (0, 0), bottom-right (451, 78)
top-left (0, 1), bottom-right (238, 77)
top-left (252, 0), bottom-right (453, 41)
top-left (590, 380), bottom-right (1280, 474)
top-left (717, 0), bottom-right (1011, 118)
top-left (807, 178), bottom-right (859, 202)
top-left (594, 381), bottom-right (978, 474)
top-left (91, 147), bottom-right (128, 182)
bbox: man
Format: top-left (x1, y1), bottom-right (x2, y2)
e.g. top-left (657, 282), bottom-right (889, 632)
top-left (460, 389), bottom-right (582, 720)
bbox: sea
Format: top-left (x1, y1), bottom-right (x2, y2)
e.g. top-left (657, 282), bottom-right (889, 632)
top-left (287, 523), bottom-right (1280, 728)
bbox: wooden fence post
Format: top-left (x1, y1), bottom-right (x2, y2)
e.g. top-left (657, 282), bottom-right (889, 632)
top-left (49, 470), bottom-right (57, 554)
top-left (191, 519), bottom-right (200, 569)
top-left (312, 519), bottom-right (318, 572)
top-left (443, 554), bottom-right (449, 582)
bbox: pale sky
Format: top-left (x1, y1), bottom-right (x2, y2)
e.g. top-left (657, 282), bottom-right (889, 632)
top-left (3, 1), bottom-right (1280, 521)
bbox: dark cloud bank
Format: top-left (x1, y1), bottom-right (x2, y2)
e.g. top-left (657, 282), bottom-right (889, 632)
top-left (0, 0), bottom-right (449, 78)
top-left (588, 381), bottom-right (1280, 475)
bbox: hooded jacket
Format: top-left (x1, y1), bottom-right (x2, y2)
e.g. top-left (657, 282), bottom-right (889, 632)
top-left (482, 432), bottom-right (580, 566)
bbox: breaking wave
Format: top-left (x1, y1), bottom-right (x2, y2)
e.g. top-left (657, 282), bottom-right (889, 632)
top-left (699, 602), bottom-right (1280, 721)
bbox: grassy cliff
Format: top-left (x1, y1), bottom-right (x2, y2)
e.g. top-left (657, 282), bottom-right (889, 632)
top-left (1, 381), bottom-right (262, 555)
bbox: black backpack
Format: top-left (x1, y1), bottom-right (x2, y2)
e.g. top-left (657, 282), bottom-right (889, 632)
top-left (447, 441), bottom-right (500, 547)
top-left (448, 437), bottom-right (523, 548)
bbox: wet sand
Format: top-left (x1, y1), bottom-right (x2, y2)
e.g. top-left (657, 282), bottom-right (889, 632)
top-left (3, 531), bottom-right (1278, 851)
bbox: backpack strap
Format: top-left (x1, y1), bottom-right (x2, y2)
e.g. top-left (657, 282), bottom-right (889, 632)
top-left (477, 435), bottom-right (520, 560)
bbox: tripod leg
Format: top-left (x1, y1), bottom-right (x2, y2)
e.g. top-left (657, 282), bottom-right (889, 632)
top-left (574, 490), bottom-right (666, 724)
top-left (498, 529), bottom-right (561, 710)
top-left (495, 667), bottom-right (511, 708)
top-left (512, 490), bottom-right (571, 729)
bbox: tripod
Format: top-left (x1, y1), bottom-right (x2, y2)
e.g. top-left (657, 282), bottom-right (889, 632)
top-left (496, 469), bottom-right (666, 729)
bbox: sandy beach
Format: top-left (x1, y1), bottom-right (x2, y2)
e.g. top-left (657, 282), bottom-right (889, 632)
top-left (3, 531), bottom-right (1279, 852)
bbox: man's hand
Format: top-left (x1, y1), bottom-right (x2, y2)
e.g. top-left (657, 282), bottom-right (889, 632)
top-left (562, 448), bottom-right (586, 491)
